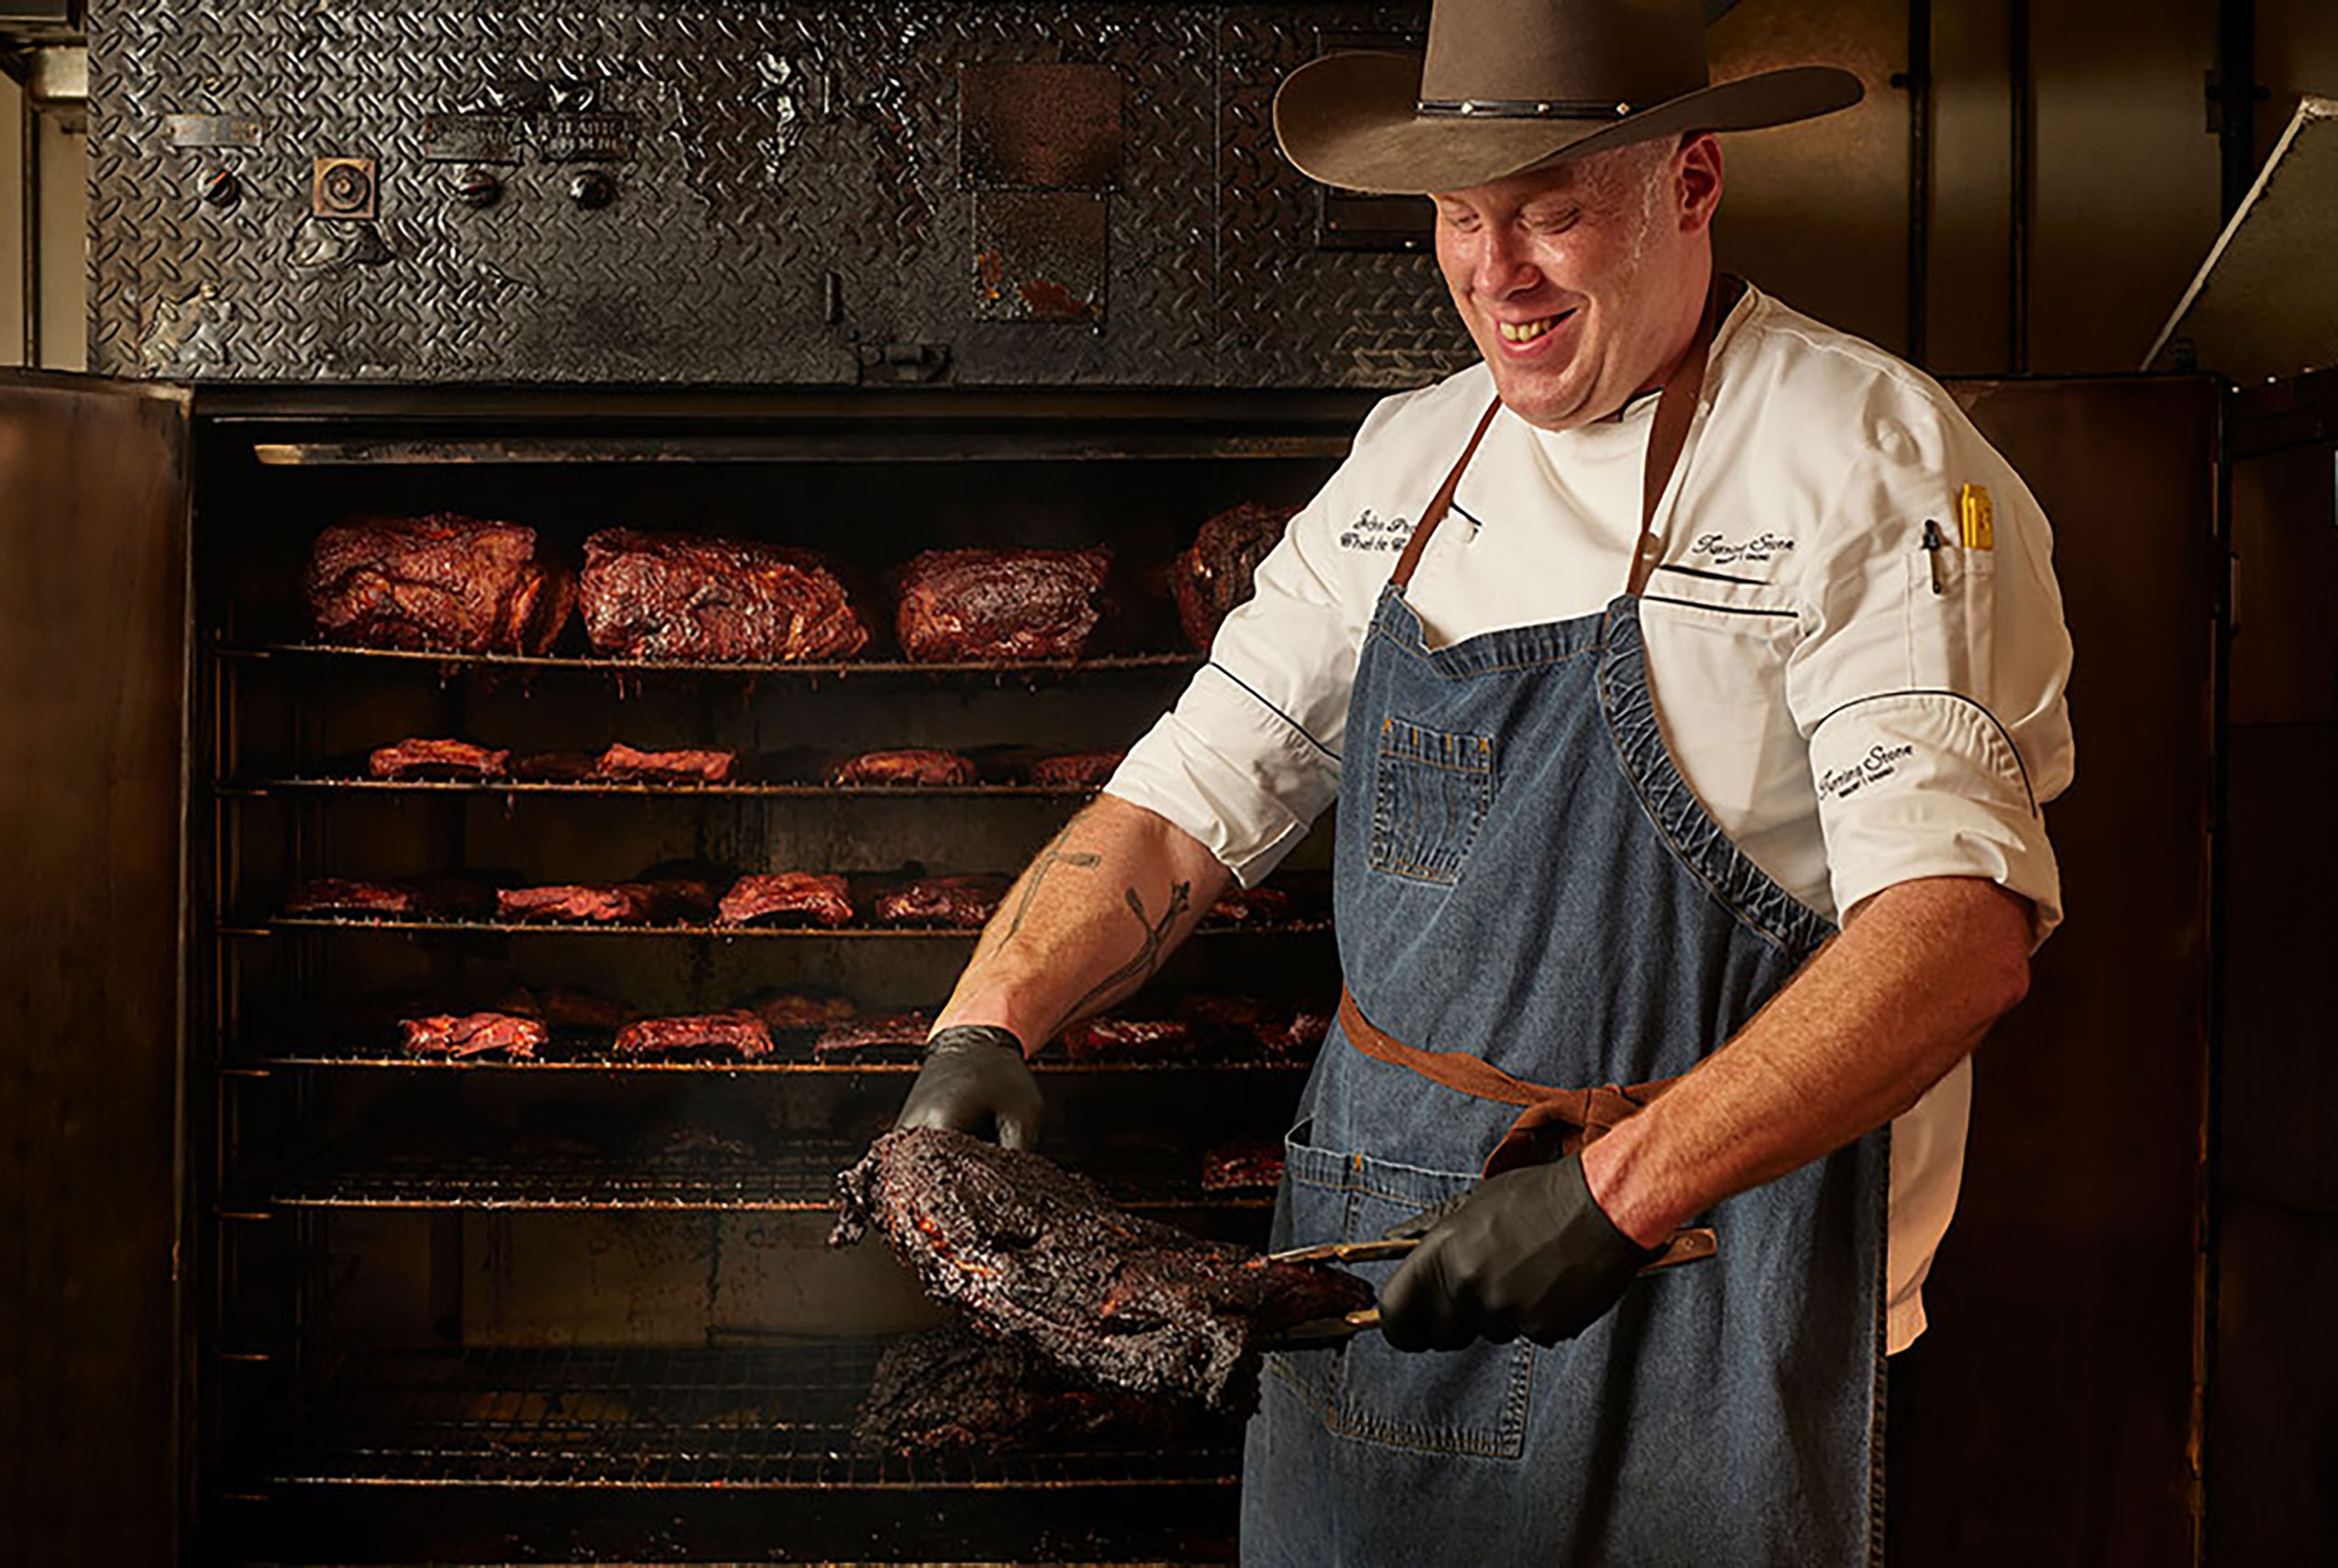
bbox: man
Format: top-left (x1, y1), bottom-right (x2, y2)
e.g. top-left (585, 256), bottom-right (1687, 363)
top-left (895, 0), bottom-right (2071, 1560)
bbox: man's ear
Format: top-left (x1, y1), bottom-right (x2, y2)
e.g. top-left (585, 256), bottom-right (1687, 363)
top-left (1677, 132), bottom-right (1724, 234)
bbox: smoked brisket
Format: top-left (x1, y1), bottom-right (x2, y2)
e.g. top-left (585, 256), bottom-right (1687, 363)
top-left (579, 529), bottom-right (868, 663)
top-left (831, 1128), bottom-right (1373, 1416)
top-left (894, 548), bottom-right (1112, 662)
top-left (855, 1318), bottom-right (1225, 1454)
top-left (1171, 502), bottom-right (1297, 652)
top-left (303, 513), bottom-right (574, 655)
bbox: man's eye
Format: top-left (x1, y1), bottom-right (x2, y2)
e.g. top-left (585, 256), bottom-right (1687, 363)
top-left (1436, 207), bottom-right (1480, 232)
top-left (1525, 208), bottom-right (1579, 234)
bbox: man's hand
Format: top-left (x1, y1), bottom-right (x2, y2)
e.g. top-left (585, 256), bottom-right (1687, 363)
top-left (1377, 1155), bottom-right (1658, 1351)
top-left (897, 1024), bottom-right (1044, 1151)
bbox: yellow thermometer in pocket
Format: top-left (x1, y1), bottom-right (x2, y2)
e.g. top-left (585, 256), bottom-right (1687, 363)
top-left (1958, 483), bottom-right (1994, 550)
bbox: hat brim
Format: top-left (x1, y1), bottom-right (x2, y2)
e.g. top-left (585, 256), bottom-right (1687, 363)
top-left (1274, 51), bottom-right (1863, 195)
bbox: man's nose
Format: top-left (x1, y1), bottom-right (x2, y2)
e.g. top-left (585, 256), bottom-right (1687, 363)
top-left (1472, 227), bottom-right (1538, 297)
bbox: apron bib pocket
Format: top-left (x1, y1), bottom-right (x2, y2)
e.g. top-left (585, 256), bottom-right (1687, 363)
top-left (1369, 715), bottom-right (1494, 884)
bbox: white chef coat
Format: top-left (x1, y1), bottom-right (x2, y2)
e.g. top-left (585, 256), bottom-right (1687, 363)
top-left (1108, 284), bottom-right (2076, 1352)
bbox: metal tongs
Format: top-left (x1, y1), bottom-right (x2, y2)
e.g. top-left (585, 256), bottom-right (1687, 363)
top-left (1262, 1227), bottom-right (1720, 1347)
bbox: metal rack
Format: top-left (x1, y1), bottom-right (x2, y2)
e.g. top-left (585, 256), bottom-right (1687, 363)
top-left (266, 1343), bottom-right (1241, 1491)
top-left (218, 641), bottom-right (1204, 682)
top-left (248, 1142), bottom-right (1276, 1214)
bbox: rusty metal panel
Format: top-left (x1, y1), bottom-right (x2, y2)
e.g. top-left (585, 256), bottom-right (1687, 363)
top-left (973, 189), bottom-right (1108, 322)
top-left (86, 0), bottom-right (1470, 389)
top-left (959, 61), bottom-right (1122, 189)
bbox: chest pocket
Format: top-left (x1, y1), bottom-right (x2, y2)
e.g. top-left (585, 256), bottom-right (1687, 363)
top-left (1369, 715), bottom-right (1494, 885)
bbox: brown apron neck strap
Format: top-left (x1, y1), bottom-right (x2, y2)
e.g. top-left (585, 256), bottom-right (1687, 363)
top-left (1625, 272), bottom-right (1742, 598)
top-left (1390, 396), bottom-right (1503, 591)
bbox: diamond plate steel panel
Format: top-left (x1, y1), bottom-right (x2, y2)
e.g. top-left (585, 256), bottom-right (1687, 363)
top-left (88, 1), bottom-right (1474, 389)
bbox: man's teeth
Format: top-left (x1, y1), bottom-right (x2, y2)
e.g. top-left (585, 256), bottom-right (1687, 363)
top-left (1498, 315), bottom-right (1561, 343)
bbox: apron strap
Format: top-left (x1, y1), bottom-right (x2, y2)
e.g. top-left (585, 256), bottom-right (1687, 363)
top-left (1389, 273), bottom-right (1746, 601)
top-left (1390, 397), bottom-right (1502, 591)
top-left (1338, 987), bottom-right (1679, 1175)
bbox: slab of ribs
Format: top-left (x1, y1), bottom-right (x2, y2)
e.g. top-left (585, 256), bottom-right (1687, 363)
top-left (812, 1010), bottom-right (934, 1060)
top-left (613, 1010), bottom-right (775, 1060)
top-left (1200, 1139), bottom-right (1287, 1194)
top-left (1172, 502), bottom-right (1299, 652)
top-left (1060, 1016), bottom-right (1197, 1064)
top-left (496, 877), bottom-right (714, 924)
top-left (717, 871), bottom-right (855, 928)
top-left (399, 1010), bottom-right (547, 1061)
top-left (828, 748), bottom-right (980, 787)
top-left (592, 742), bottom-right (737, 784)
top-left (748, 988), bottom-right (859, 1031)
top-left (1027, 749), bottom-right (1126, 788)
top-left (871, 873), bottom-right (1011, 928)
top-left (856, 1317), bottom-right (1225, 1454)
top-left (832, 1127), bottom-right (1373, 1416)
top-left (284, 874), bottom-right (499, 920)
top-left (304, 514), bottom-right (574, 655)
top-left (579, 528), bottom-right (868, 662)
top-left (367, 737), bottom-right (512, 781)
top-left (894, 547), bottom-right (1112, 662)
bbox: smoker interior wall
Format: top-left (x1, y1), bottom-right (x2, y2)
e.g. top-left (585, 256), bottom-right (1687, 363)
top-left (2211, 428), bottom-right (2338, 1566)
top-left (1888, 377), bottom-right (2214, 1567)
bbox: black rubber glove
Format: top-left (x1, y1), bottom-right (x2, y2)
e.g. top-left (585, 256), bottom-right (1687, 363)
top-left (1377, 1154), bottom-right (1660, 1352)
top-left (897, 1024), bottom-right (1044, 1151)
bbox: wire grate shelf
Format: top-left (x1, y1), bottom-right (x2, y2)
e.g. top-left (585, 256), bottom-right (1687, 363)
top-left (263, 1342), bottom-right (1242, 1491)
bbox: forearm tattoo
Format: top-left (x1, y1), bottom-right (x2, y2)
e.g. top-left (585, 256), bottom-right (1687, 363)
top-left (1064, 879), bottom-right (1192, 1023)
top-left (1006, 824), bottom-right (1103, 938)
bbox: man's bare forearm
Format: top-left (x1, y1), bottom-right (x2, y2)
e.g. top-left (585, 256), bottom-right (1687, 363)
top-left (1582, 876), bottom-right (2034, 1246)
top-left (934, 794), bottom-right (1235, 1055)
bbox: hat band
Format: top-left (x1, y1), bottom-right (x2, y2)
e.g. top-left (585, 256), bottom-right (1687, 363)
top-left (1414, 97), bottom-right (1635, 119)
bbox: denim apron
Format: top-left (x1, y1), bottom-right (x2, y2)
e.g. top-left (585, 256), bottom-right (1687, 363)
top-left (1241, 291), bottom-right (1889, 1565)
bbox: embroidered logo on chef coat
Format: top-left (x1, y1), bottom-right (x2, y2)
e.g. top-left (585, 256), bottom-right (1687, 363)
top-left (1814, 742), bottom-right (1918, 802)
top-left (1338, 508), bottom-right (1413, 554)
top-left (1689, 531), bottom-right (1796, 567)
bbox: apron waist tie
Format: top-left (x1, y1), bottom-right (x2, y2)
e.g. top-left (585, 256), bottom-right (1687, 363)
top-left (1337, 987), bottom-right (1719, 1267)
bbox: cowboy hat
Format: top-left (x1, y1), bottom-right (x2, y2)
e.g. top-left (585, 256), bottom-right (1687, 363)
top-left (1274, 0), bottom-right (1863, 195)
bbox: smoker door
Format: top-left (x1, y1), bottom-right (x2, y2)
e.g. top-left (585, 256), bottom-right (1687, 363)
top-left (0, 370), bottom-right (193, 1567)
top-left (1897, 375), bottom-right (2218, 1566)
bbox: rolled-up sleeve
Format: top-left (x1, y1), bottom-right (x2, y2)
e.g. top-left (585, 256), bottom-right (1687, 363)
top-left (1785, 390), bottom-right (2076, 941)
top-left (1105, 487), bottom-right (1366, 886)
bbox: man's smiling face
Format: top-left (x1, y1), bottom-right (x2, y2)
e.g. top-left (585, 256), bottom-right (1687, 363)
top-left (1432, 134), bottom-right (1721, 432)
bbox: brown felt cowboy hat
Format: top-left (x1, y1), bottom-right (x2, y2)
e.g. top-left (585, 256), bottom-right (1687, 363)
top-left (1274, 0), bottom-right (1863, 195)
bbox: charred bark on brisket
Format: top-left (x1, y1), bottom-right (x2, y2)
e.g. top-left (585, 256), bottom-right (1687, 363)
top-left (831, 1128), bottom-right (1373, 1416)
top-left (579, 529), bottom-right (868, 663)
top-left (303, 514), bottom-right (574, 655)
top-left (894, 548), bottom-right (1112, 662)
top-left (827, 748), bottom-right (980, 787)
top-left (717, 872), bottom-right (855, 928)
top-left (856, 1318), bottom-right (1228, 1455)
